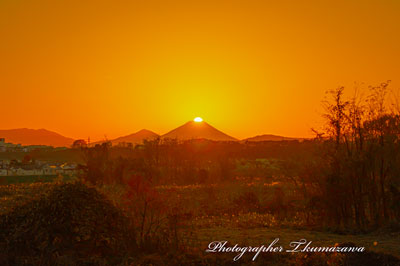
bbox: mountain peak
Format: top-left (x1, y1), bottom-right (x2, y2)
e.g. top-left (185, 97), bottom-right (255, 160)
top-left (162, 120), bottom-right (237, 141)
top-left (136, 129), bottom-right (156, 134)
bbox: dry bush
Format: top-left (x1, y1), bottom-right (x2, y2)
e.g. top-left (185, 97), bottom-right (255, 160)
top-left (0, 182), bottom-right (136, 265)
top-left (122, 175), bottom-right (193, 253)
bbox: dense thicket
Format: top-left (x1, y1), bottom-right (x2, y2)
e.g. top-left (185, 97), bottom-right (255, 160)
top-left (0, 182), bottom-right (136, 265)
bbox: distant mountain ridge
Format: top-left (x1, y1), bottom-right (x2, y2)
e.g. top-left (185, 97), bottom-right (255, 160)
top-left (95, 129), bottom-right (159, 145)
top-left (162, 121), bottom-right (237, 141)
top-left (0, 126), bottom-right (305, 147)
top-left (243, 134), bottom-right (301, 142)
top-left (0, 128), bottom-right (74, 147)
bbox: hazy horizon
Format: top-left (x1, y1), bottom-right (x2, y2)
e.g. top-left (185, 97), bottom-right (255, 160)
top-left (0, 118), bottom-right (309, 143)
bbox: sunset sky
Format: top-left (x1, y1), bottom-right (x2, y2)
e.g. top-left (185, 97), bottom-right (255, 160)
top-left (1, 0), bottom-right (399, 141)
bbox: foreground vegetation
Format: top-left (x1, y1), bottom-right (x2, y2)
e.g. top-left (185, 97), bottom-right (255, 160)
top-left (0, 181), bottom-right (399, 265)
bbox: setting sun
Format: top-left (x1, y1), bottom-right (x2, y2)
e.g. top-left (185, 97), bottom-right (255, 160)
top-left (194, 117), bottom-right (203, 122)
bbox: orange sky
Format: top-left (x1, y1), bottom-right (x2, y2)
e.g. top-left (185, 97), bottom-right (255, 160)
top-left (1, 0), bottom-right (399, 141)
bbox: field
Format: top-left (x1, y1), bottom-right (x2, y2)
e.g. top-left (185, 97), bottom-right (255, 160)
top-left (1, 179), bottom-right (399, 265)
top-left (155, 182), bottom-right (400, 258)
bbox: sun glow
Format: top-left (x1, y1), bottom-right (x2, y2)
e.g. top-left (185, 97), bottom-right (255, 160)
top-left (194, 117), bottom-right (203, 122)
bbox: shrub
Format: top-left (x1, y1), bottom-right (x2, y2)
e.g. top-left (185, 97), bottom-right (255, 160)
top-left (0, 182), bottom-right (136, 265)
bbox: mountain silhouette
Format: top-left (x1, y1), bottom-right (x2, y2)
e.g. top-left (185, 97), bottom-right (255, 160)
top-left (243, 134), bottom-right (300, 142)
top-left (0, 128), bottom-right (74, 147)
top-left (162, 121), bottom-right (237, 141)
top-left (95, 129), bottom-right (159, 145)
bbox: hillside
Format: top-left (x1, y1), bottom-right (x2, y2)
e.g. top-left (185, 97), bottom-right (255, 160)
top-left (0, 128), bottom-right (74, 147)
top-left (95, 129), bottom-right (159, 145)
